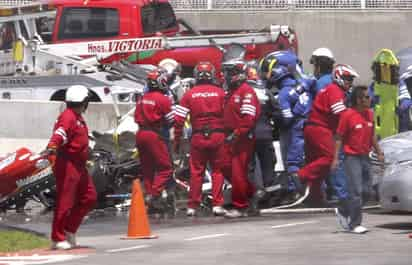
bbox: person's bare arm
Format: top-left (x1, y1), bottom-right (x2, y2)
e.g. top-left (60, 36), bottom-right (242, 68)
top-left (372, 134), bottom-right (384, 163)
top-left (331, 135), bottom-right (342, 171)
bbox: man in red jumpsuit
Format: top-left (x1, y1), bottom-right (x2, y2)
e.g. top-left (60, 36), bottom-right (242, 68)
top-left (221, 59), bottom-right (260, 218)
top-left (173, 61), bottom-right (226, 217)
top-left (46, 85), bottom-right (97, 250)
top-left (294, 64), bottom-right (359, 206)
top-left (135, 68), bottom-right (175, 212)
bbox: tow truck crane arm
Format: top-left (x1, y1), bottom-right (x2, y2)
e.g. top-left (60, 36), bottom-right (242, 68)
top-left (39, 26), bottom-right (283, 57)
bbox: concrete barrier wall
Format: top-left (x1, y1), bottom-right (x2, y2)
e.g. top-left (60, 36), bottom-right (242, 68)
top-left (177, 10), bottom-right (412, 85)
top-left (0, 100), bottom-right (134, 154)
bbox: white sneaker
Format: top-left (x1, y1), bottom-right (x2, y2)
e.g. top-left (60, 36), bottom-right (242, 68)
top-left (186, 208), bottom-right (196, 217)
top-left (350, 225), bottom-right (369, 234)
top-left (51, 240), bottom-right (72, 250)
top-left (65, 231), bottom-right (77, 247)
top-left (212, 206), bottom-right (226, 216)
top-left (224, 209), bottom-right (247, 218)
top-left (334, 208), bottom-right (350, 231)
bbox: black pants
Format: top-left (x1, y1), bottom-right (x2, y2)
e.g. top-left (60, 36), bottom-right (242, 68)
top-left (251, 139), bottom-right (277, 189)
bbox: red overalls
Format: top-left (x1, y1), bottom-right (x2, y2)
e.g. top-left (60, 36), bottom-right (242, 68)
top-left (222, 82), bottom-right (260, 209)
top-left (48, 108), bottom-right (97, 242)
top-left (174, 84), bottom-right (226, 209)
top-left (135, 91), bottom-right (174, 197)
top-left (298, 83), bottom-right (346, 203)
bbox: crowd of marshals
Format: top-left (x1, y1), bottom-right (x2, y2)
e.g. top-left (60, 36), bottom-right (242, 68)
top-left (136, 59), bottom-right (261, 218)
top-left (44, 45), bottom-right (412, 249)
top-left (132, 48), bottom-right (387, 224)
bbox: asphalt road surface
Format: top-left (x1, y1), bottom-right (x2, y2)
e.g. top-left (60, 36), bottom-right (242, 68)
top-left (1, 208), bottom-right (411, 265)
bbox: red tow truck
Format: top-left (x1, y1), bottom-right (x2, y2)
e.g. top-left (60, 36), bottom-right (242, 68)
top-left (0, 0), bottom-right (298, 101)
top-left (46, 0), bottom-right (298, 74)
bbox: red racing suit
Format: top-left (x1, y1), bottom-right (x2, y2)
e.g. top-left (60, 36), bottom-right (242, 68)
top-left (135, 90), bottom-right (174, 197)
top-left (298, 82), bottom-right (346, 203)
top-left (48, 108), bottom-right (97, 242)
top-left (223, 82), bottom-right (260, 209)
top-left (174, 83), bottom-right (226, 209)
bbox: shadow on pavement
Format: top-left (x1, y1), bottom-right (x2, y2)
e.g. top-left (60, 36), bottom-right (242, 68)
top-left (366, 209), bottom-right (412, 216)
top-left (375, 222), bottom-right (412, 234)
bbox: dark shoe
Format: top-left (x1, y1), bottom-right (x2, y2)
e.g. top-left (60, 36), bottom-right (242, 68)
top-left (291, 174), bottom-right (310, 201)
top-left (247, 205), bottom-right (261, 217)
top-left (290, 173), bottom-right (305, 193)
top-left (150, 195), bottom-right (165, 211)
top-left (248, 192), bottom-right (263, 216)
top-left (162, 190), bottom-right (176, 216)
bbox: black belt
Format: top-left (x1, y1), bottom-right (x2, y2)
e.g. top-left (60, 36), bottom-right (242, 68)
top-left (192, 128), bottom-right (225, 137)
top-left (224, 129), bottom-right (255, 139)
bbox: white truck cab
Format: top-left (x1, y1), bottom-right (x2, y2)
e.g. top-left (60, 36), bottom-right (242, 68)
top-left (0, 3), bottom-right (149, 103)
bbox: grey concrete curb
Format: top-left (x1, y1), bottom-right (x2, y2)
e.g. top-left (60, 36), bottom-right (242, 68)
top-left (0, 223), bottom-right (47, 238)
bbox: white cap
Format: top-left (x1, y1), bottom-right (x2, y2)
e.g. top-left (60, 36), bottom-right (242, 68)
top-left (312, 47), bottom-right (334, 60)
top-left (65, 85), bottom-right (89, 102)
top-left (158, 58), bottom-right (180, 74)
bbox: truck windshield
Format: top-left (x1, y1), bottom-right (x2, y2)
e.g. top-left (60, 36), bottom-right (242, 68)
top-left (0, 22), bottom-right (16, 51)
top-left (0, 22), bottom-right (17, 76)
top-left (141, 2), bottom-right (177, 35)
top-left (36, 17), bottom-right (55, 43)
top-left (58, 7), bottom-right (119, 40)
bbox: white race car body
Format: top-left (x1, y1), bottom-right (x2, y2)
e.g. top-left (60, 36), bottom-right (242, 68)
top-left (372, 131), bottom-right (412, 211)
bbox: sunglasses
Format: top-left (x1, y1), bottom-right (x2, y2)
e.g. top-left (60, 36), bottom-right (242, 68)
top-left (360, 95), bottom-right (370, 100)
top-left (342, 76), bottom-right (354, 82)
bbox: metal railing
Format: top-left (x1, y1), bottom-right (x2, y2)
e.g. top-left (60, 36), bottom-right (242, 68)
top-left (0, 0), bottom-right (36, 6)
top-left (170, 0), bottom-right (412, 9)
top-left (1, 0), bottom-right (412, 9)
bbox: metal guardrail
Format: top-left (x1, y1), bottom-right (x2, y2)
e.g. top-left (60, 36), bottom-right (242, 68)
top-left (1, 0), bottom-right (412, 9)
top-left (0, 0), bottom-right (36, 7)
top-left (170, 0), bottom-right (412, 9)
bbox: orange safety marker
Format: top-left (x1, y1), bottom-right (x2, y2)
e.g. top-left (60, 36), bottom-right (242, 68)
top-left (122, 179), bottom-right (158, 239)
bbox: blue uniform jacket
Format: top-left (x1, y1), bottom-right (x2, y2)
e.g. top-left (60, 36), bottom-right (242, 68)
top-left (315, 73), bottom-right (333, 94)
top-left (278, 77), bottom-right (300, 127)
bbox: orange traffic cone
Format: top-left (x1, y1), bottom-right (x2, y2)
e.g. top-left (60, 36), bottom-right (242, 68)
top-left (122, 179), bottom-right (158, 239)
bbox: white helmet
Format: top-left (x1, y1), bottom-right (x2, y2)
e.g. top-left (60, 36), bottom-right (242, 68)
top-left (158, 58), bottom-right (181, 75)
top-left (65, 85), bottom-right (89, 102)
top-left (312, 47), bottom-right (334, 60)
top-left (333, 64), bottom-right (359, 89)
